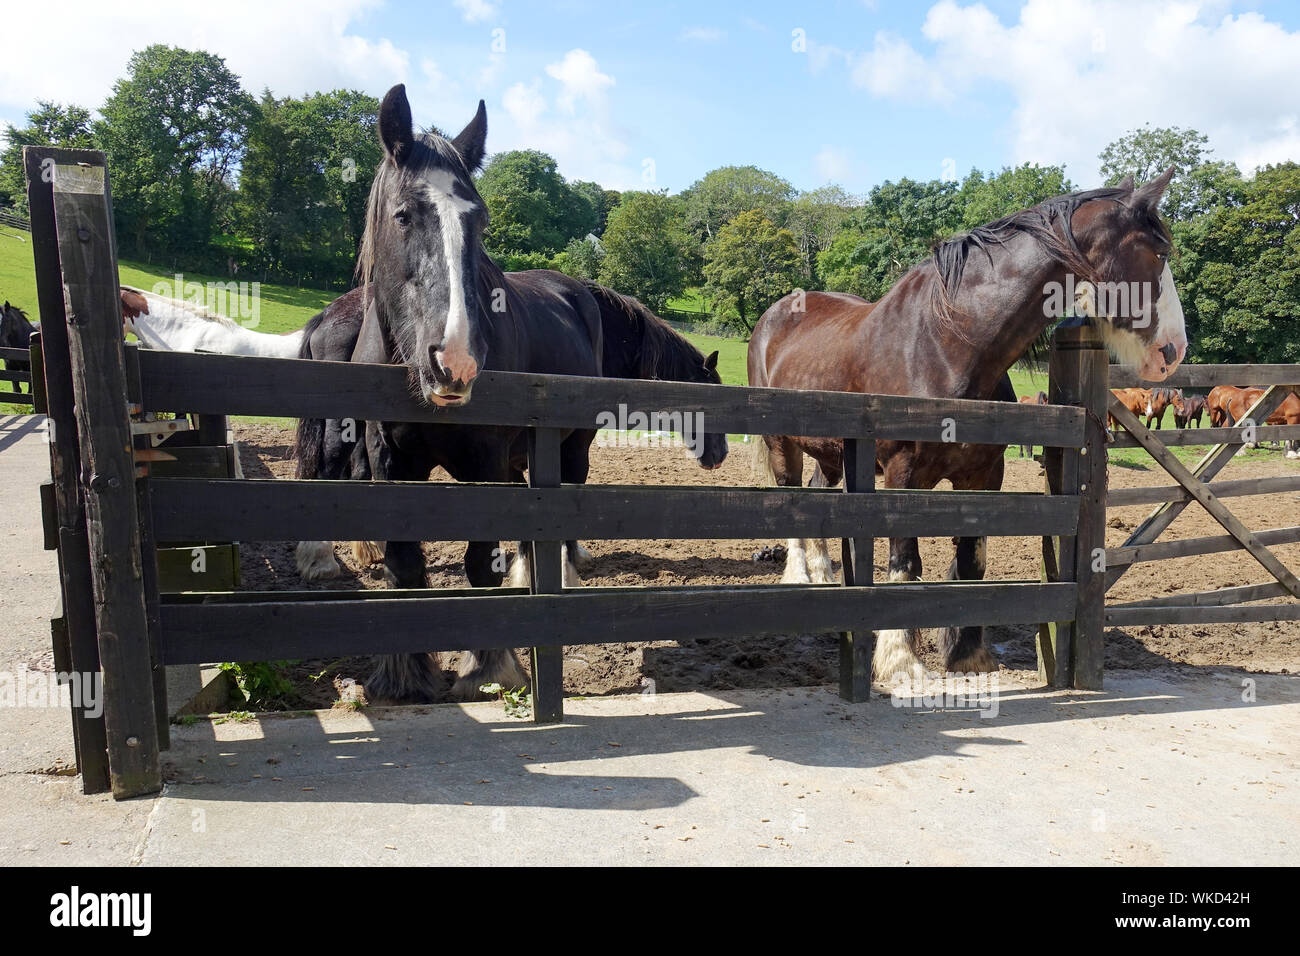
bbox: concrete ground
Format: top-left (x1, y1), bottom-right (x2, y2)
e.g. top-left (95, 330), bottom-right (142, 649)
top-left (2, 413), bottom-right (1298, 865)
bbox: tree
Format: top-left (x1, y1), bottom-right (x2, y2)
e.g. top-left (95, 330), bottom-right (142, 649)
top-left (552, 236), bottom-right (604, 281)
top-left (1098, 125), bottom-right (1239, 221)
top-left (702, 210), bottom-right (802, 333)
top-left (570, 180), bottom-right (619, 236)
top-left (477, 150), bottom-right (594, 256)
top-left (597, 191), bottom-right (695, 312)
top-left (97, 45), bottom-right (256, 262)
top-left (0, 102), bottom-right (97, 214)
top-left (785, 184), bottom-right (857, 286)
top-left (237, 89), bottom-right (380, 284)
top-left (817, 177), bottom-right (962, 300)
top-left (680, 165), bottom-right (794, 241)
top-left (1168, 162), bottom-right (1300, 363)
top-left (958, 162), bottom-right (1074, 228)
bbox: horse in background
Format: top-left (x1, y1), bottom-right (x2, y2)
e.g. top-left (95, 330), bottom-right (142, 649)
top-left (119, 286), bottom-right (305, 357)
top-left (1, 301), bottom-right (38, 392)
top-left (1173, 393), bottom-right (1206, 429)
top-left (1018, 391), bottom-right (1048, 458)
top-left (1109, 387), bottom-right (1151, 431)
top-left (1145, 387), bottom-right (1179, 429)
top-left (749, 171), bottom-right (1186, 682)
top-left (1207, 385), bottom-right (1242, 427)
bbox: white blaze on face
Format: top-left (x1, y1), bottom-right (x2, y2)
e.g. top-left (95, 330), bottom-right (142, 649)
top-left (1136, 263), bottom-right (1187, 381)
top-left (424, 167), bottom-right (480, 387)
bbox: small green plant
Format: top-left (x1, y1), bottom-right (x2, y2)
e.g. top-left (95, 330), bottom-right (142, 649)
top-left (479, 682), bottom-right (532, 719)
top-left (215, 710), bottom-right (255, 725)
top-left (172, 714), bottom-right (200, 726)
top-left (219, 661), bottom-right (296, 709)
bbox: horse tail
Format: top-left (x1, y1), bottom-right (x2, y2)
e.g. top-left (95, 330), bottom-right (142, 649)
top-left (751, 434), bottom-right (777, 486)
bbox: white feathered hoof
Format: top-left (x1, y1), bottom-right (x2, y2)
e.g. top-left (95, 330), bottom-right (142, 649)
top-left (946, 645), bottom-right (999, 674)
top-left (351, 540), bottom-right (384, 566)
top-left (295, 540), bottom-right (341, 581)
top-left (872, 628), bottom-right (925, 685)
top-left (450, 649), bottom-right (531, 701)
top-left (365, 653), bottom-right (443, 703)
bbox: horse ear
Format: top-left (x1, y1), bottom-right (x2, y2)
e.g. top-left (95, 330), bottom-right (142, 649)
top-left (452, 100), bottom-right (488, 173)
top-left (1117, 174), bottom-right (1134, 192)
top-left (1131, 166), bottom-right (1176, 210)
top-left (704, 350), bottom-right (719, 371)
top-left (379, 84), bottom-right (416, 166)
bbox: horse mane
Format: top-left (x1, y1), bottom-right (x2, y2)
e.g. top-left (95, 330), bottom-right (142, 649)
top-left (1, 303), bottom-right (36, 347)
top-left (122, 285), bottom-right (246, 333)
top-left (582, 281), bottom-right (705, 380)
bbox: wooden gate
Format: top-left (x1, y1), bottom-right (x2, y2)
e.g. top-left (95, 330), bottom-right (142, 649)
top-left (1105, 367), bottom-right (1300, 626)
top-left (26, 146), bottom-right (1102, 799)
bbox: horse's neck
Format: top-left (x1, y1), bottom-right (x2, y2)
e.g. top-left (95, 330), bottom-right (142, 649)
top-left (939, 235), bottom-right (1066, 398)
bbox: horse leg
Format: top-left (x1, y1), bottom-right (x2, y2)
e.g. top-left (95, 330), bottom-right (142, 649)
top-left (560, 429), bottom-right (595, 582)
top-left (365, 425), bottom-right (445, 703)
top-left (937, 458), bottom-right (1003, 672)
top-left (804, 460), bottom-right (841, 585)
top-left (873, 536), bottom-right (925, 683)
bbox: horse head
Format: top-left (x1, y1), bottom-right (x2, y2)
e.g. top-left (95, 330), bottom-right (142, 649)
top-left (360, 84), bottom-right (490, 406)
top-left (1067, 167), bottom-right (1187, 381)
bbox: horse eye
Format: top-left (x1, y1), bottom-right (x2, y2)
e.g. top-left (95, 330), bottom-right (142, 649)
top-left (394, 209), bottom-right (411, 227)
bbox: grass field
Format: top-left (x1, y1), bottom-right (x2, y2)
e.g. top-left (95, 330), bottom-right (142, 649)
top-left (0, 228), bottom-right (1279, 467)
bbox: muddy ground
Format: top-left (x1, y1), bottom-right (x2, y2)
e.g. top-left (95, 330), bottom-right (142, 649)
top-left (225, 422), bottom-right (1300, 709)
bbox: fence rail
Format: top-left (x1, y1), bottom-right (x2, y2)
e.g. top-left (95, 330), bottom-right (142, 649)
top-left (0, 209), bottom-right (30, 231)
top-left (0, 346), bottom-right (34, 404)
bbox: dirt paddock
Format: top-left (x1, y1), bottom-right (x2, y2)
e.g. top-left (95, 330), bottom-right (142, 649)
top-left (230, 423), bottom-right (1300, 709)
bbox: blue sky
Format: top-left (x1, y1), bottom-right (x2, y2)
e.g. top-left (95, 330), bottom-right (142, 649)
top-left (3, 0), bottom-right (1300, 195)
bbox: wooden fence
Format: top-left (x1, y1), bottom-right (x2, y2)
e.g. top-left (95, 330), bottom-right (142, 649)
top-left (0, 346), bottom-right (35, 404)
top-left (0, 208), bottom-right (30, 231)
top-left (1104, 366), bottom-right (1300, 627)
top-left (27, 146), bottom-right (1108, 800)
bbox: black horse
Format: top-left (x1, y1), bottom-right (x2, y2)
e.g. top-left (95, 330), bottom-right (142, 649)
top-left (1, 301), bottom-right (37, 393)
top-left (294, 275), bottom-right (729, 582)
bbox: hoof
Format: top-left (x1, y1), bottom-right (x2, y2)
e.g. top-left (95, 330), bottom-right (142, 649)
top-left (365, 653), bottom-right (443, 704)
top-left (451, 649), bottom-right (531, 701)
top-left (872, 628), bottom-right (925, 685)
top-left (296, 541), bottom-right (341, 581)
top-left (945, 645), bottom-right (999, 674)
top-left (351, 540), bottom-right (384, 566)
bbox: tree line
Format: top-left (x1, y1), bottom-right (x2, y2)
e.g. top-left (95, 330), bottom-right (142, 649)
top-left (0, 45), bottom-right (1295, 361)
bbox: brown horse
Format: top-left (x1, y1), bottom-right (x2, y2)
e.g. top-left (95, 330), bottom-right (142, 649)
top-left (1219, 387), bottom-right (1300, 452)
top-left (1108, 387), bottom-right (1150, 431)
top-left (1207, 385), bottom-right (1243, 427)
top-left (1172, 393), bottom-right (1207, 429)
top-left (1018, 391), bottom-right (1048, 457)
top-left (749, 171), bottom-right (1186, 681)
top-left (1145, 387), bottom-right (1179, 429)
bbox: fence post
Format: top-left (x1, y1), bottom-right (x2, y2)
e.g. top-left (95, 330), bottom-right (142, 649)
top-left (1041, 323), bottom-right (1108, 690)
top-left (839, 434), bottom-right (876, 701)
top-left (527, 426), bottom-right (565, 723)
top-left (50, 155), bottom-right (162, 797)
top-left (24, 147), bottom-right (111, 794)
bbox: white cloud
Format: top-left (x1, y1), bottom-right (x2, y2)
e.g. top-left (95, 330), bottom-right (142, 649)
top-left (497, 49), bottom-right (633, 187)
top-left (832, 0), bottom-right (1300, 180)
top-left (452, 0), bottom-right (498, 24)
top-left (680, 27), bottom-right (727, 43)
top-left (814, 145), bottom-right (854, 183)
top-left (0, 0), bottom-right (409, 115)
top-left (544, 49), bottom-right (615, 115)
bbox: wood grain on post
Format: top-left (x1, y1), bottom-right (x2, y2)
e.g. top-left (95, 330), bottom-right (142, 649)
top-left (51, 156), bottom-right (161, 799)
top-left (839, 435), bottom-right (875, 702)
top-left (526, 427), bottom-right (565, 723)
top-left (23, 146), bottom-right (110, 793)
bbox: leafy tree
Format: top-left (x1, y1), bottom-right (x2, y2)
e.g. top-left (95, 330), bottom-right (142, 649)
top-left (552, 236), bottom-right (604, 281)
top-left (785, 184), bottom-right (857, 286)
top-left (680, 165), bottom-right (794, 241)
top-left (818, 177), bottom-right (962, 300)
top-left (1098, 124), bottom-right (1239, 221)
top-left (477, 149), bottom-right (595, 256)
top-left (597, 190), bottom-right (695, 312)
top-left (702, 209), bottom-right (802, 333)
top-left (570, 180), bottom-right (619, 236)
top-left (0, 102), bottom-right (97, 214)
top-left (97, 45), bottom-right (256, 262)
top-left (1168, 162), bottom-right (1300, 363)
top-left (958, 162), bottom-right (1074, 228)
top-left (237, 89), bottom-right (380, 284)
